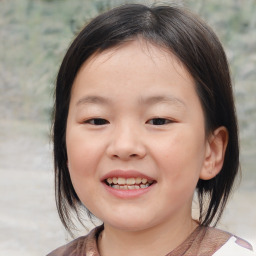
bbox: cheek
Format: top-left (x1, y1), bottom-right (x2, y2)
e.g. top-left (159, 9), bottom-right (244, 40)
top-left (156, 128), bottom-right (206, 182)
top-left (66, 129), bottom-right (101, 178)
top-left (66, 134), bottom-right (101, 206)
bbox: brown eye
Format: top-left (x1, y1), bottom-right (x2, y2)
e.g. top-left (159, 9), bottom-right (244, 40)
top-left (85, 118), bottom-right (109, 125)
top-left (147, 118), bottom-right (172, 125)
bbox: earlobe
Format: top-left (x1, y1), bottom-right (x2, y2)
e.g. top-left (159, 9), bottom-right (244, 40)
top-left (200, 126), bottom-right (228, 180)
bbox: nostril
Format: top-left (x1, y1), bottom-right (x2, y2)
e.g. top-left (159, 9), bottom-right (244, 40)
top-left (112, 153), bottom-right (138, 158)
top-left (107, 142), bottom-right (146, 160)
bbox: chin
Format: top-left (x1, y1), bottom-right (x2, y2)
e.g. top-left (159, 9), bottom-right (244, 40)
top-left (90, 204), bottom-right (158, 232)
top-left (103, 216), bottom-right (155, 232)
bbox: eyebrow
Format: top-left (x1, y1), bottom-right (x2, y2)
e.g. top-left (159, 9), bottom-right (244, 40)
top-left (76, 95), bottom-right (110, 106)
top-left (139, 95), bottom-right (186, 108)
top-left (76, 95), bottom-right (186, 108)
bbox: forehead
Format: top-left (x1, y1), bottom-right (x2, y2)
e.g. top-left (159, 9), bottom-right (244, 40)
top-left (70, 39), bottom-right (197, 107)
top-left (76, 39), bottom-right (192, 83)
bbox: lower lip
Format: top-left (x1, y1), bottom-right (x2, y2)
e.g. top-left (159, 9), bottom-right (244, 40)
top-left (103, 182), bottom-right (155, 199)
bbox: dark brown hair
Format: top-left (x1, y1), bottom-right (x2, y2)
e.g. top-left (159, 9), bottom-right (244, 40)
top-left (52, 4), bottom-right (239, 233)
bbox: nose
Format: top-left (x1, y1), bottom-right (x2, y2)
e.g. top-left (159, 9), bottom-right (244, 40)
top-left (106, 124), bottom-right (146, 161)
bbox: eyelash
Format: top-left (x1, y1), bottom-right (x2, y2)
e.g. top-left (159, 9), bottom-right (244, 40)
top-left (84, 117), bottom-right (173, 126)
top-left (84, 118), bottom-right (109, 125)
top-left (146, 118), bottom-right (173, 125)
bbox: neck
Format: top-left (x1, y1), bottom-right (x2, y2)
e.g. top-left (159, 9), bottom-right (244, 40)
top-left (98, 217), bottom-right (198, 256)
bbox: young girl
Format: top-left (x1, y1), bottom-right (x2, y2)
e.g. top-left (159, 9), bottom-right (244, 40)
top-left (48, 4), bottom-right (255, 256)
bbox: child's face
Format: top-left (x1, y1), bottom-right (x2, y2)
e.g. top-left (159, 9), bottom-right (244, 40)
top-left (66, 40), bottom-right (210, 231)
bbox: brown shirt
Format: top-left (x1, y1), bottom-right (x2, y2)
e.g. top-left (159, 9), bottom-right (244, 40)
top-left (47, 225), bottom-right (253, 256)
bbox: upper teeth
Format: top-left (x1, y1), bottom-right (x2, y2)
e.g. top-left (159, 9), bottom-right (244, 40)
top-left (106, 177), bottom-right (153, 185)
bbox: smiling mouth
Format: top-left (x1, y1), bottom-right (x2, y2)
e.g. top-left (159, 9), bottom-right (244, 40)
top-left (105, 177), bottom-right (154, 190)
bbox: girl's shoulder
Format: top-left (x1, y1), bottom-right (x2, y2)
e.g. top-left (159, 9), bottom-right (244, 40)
top-left (46, 235), bottom-right (88, 256)
top-left (46, 225), bottom-right (103, 256)
top-left (203, 226), bottom-right (255, 256)
top-left (212, 234), bottom-right (255, 256)
top-left (178, 225), bottom-right (255, 256)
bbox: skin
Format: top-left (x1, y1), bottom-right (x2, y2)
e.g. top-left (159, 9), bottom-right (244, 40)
top-left (66, 40), bottom-right (228, 256)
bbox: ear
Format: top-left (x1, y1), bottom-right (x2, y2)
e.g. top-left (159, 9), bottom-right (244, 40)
top-left (200, 126), bottom-right (229, 180)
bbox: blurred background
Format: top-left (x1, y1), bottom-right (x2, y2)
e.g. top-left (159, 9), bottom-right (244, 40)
top-left (0, 0), bottom-right (255, 255)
